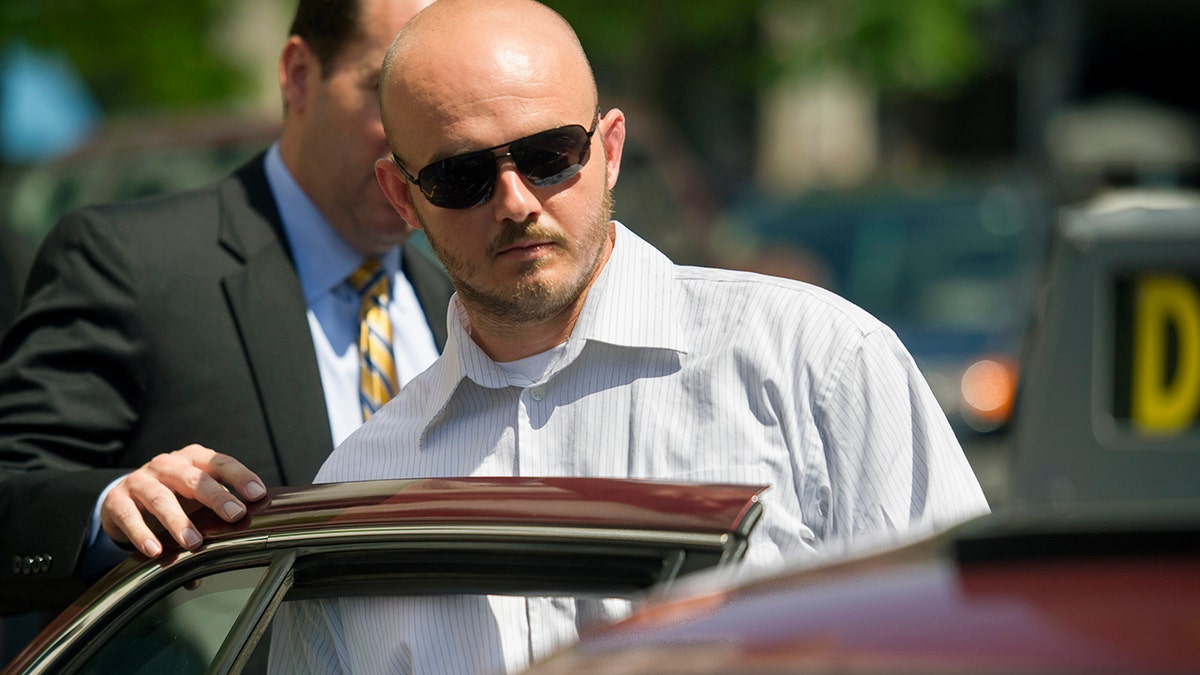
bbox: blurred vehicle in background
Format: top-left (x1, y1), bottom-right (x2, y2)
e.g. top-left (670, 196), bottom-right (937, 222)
top-left (524, 191), bottom-right (1200, 675)
top-left (526, 507), bottom-right (1200, 674)
top-left (1011, 189), bottom-right (1200, 508)
top-left (716, 178), bottom-right (1052, 502)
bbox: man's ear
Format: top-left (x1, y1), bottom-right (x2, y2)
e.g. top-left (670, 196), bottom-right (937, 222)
top-left (279, 36), bottom-right (314, 113)
top-left (376, 157), bottom-right (422, 230)
top-left (599, 108), bottom-right (626, 191)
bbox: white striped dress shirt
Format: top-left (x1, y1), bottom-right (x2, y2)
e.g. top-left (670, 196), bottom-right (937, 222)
top-left (268, 221), bottom-right (990, 674)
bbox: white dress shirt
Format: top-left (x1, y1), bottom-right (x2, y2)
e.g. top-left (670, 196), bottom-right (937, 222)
top-left (269, 222), bottom-right (990, 674)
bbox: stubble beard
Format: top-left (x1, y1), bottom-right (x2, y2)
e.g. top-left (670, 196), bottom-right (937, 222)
top-left (421, 188), bottom-right (615, 326)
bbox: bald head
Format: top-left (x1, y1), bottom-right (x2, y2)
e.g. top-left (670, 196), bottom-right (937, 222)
top-left (379, 0), bottom-right (598, 160)
top-left (370, 0), bottom-right (626, 360)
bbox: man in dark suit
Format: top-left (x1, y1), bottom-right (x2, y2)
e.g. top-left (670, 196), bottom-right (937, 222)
top-left (0, 0), bottom-right (446, 614)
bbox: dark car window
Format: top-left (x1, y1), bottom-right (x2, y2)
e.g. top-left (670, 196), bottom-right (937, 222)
top-left (736, 186), bottom-right (1038, 336)
top-left (76, 566), bottom-right (266, 675)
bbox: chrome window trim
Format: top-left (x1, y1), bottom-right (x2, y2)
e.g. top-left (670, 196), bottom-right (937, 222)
top-left (213, 551), bottom-right (297, 675)
top-left (263, 524), bottom-right (734, 549)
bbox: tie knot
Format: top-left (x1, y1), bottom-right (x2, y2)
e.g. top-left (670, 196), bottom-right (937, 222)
top-left (349, 259), bottom-right (386, 297)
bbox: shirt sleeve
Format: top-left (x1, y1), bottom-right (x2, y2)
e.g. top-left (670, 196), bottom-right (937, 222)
top-left (77, 475), bottom-right (133, 582)
top-left (814, 326), bottom-right (990, 543)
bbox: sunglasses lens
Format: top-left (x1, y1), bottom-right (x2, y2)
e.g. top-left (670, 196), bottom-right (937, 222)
top-left (419, 152), bottom-right (496, 209)
top-left (512, 126), bottom-right (591, 187)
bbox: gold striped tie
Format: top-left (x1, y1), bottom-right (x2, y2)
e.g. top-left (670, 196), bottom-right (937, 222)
top-left (349, 260), bottom-right (398, 420)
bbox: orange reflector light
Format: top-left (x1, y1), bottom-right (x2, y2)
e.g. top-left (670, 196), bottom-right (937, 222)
top-left (960, 357), bottom-right (1018, 431)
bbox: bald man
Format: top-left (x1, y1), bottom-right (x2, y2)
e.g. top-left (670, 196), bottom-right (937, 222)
top-left (264, 0), bottom-right (990, 672)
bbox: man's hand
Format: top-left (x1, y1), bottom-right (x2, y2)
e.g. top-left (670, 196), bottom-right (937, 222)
top-left (100, 444), bottom-right (267, 558)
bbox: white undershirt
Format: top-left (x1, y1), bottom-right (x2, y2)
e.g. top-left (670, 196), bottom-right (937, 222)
top-left (495, 343), bottom-right (568, 388)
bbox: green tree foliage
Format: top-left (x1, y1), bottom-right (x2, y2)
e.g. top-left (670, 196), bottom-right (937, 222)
top-left (543, 0), bottom-right (1005, 191)
top-left (545, 0), bottom-right (1003, 97)
top-left (543, 1), bottom-right (760, 100)
top-left (1, 0), bottom-right (1001, 115)
top-left (0, 0), bottom-right (248, 113)
top-left (764, 0), bottom-right (1005, 94)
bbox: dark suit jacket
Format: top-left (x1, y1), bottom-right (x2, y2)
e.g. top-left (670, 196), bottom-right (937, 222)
top-left (0, 155), bottom-right (453, 611)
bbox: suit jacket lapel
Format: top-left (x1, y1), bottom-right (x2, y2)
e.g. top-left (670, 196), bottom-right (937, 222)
top-left (218, 157), bottom-right (332, 484)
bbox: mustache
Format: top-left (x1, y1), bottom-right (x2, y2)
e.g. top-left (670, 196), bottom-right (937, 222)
top-left (486, 221), bottom-right (569, 257)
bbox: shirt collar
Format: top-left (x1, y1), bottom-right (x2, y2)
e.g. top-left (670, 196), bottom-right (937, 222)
top-left (572, 220), bottom-right (690, 353)
top-left (264, 143), bottom-right (395, 301)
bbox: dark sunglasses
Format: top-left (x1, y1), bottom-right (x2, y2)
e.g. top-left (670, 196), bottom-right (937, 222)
top-left (393, 111), bottom-right (600, 209)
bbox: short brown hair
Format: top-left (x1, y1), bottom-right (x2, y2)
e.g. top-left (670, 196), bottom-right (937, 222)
top-left (288, 0), bottom-right (362, 77)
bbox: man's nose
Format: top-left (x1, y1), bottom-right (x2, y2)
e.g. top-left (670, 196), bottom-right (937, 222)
top-left (491, 159), bottom-right (539, 222)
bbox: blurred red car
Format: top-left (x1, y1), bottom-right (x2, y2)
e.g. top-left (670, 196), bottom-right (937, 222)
top-left (526, 508), bottom-right (1200, 674)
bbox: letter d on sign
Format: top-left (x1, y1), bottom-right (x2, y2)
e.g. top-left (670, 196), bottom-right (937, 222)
top-left (1133, 275), bottom-right (1200, 433)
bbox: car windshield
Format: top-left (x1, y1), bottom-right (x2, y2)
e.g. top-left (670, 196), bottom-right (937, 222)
top-left (726, 183), bottom-right (1045, 340)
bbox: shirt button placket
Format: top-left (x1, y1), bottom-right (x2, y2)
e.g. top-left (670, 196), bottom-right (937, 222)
top-left (518, 384), bottom-right (549, 476)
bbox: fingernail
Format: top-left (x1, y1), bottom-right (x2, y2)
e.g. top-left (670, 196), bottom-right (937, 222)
top-left (182, 528), bottom-right (203, 549)
top-left (245, 482), bottom-right (266, 499)
top-left (143, 539), bottom-right (162, 557)
top-left (223, 501), bottom-right (245, 520)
